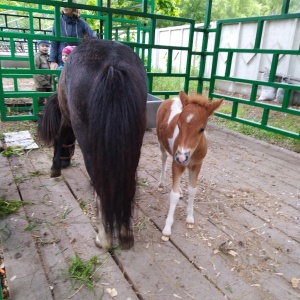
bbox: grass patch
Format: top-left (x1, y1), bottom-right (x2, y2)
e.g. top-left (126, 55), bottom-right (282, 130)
top-left (64, 253), bottom-right (103, 290)
top-left (0, 195), bottom-right (31, 217)
top-left (1, 146), bottom-right (25, 157)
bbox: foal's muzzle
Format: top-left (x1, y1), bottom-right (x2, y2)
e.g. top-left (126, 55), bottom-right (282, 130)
top-left (175, 150), bottom-right (190, 165)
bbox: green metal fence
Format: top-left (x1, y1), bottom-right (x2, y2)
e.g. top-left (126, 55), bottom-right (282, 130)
top-left (203, 1), bottom-right (300, 140)
top-left (0, 0), bottom-right (195, 120)
top-left (0, 0), bottom-right (299, 140)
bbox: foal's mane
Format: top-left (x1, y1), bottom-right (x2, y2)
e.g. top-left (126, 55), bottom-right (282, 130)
top-left (187, 93), bottom-right (211, 107)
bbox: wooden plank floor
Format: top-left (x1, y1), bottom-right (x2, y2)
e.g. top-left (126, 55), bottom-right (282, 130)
top-left (1, 124), bottom-right (300, 300)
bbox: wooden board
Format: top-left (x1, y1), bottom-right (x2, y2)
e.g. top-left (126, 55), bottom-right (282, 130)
top-left (1, 125), bottom-right (300, 300)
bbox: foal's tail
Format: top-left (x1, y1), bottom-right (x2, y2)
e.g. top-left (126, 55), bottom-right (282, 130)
top-left (37, 92), bottom-right (61, 147)
top-left (87, 64), bottom-right (147, 248)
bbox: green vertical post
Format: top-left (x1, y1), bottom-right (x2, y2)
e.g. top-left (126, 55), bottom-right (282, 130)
top-left (184, 22), bottom-right (195, 93)
top-left (167, 49), bottom-right (173, 74)
top-left (254, 20), bottom-right (264, 49)
top-left (209, 22), bottom-right (222, 98)
top-left (29, 11), bottom-right (34, 34)
top-left (225, 52), bottom-right (233, 77)
top-left (261, 108), bottom-right (270, 126)
top-left (198, 0), bottom-right (212, 93)
top-left (281, 0), bottom-right (290, 14)
top-left (143, 0), bottom-right (148, 13)
top-left (269, 53), bottom-right (279, 82)
top-left (231, 102), bottom-right (238, 118)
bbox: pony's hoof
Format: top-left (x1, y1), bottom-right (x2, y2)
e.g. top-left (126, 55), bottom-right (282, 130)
top-left (119, 226), bottom-right (134, 249)
top-left (158, 186), bottom-right (163, 192)
top-left (50, 169), bottom-right (61, 177)
top-left (186, 223), bottom-right (194, 229)
top-left (119, 238), bottom-right (134, 250)
top-left (95, 234), bottom-right (111, 251)
top-left (61, 159), bottom-right (71, 168)
top-left (161, 235), bottom-right (170, 242)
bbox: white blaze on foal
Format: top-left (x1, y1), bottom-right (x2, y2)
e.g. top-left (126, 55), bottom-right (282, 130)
top-left (156, 91), bottom-right (223, 240)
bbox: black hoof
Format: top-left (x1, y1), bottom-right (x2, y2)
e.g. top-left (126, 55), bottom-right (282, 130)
top-left (50, 168), bottom-right (61, 177)
top-left (61, 159), bottom-right (71, 168)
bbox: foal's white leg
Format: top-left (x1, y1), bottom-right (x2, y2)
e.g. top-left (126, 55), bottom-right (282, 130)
top-left (162, 164), bottom-right (184, 241)
top-left (162, 190), bottom-right (180, 239)
top-left (186, 163), bottom-right (202, 229)
top-left (186, 185), bottom-right (197, 228)
top-left (158, 143), bottom-right (168, 191)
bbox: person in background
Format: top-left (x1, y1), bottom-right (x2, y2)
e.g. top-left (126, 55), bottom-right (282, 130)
top-left (32, 40), bottom-right (52, 115)
top-left (54, 45), bottom-right (76, 83)
top-left (49, 0), bottom-right (96, 70)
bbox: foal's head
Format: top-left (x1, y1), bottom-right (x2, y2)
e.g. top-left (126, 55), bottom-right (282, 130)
top-left (174, 91), bottom-right (223, 165)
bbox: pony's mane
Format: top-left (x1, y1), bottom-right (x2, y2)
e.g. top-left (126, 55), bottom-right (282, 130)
top-left (188, 93), bottom-right (211, 107)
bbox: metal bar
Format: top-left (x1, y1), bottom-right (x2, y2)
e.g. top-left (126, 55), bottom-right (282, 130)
top-left (261, 108), bottom-right (270, 126)
top-left (281, 0), bottom-right (290, 14)
top-left (268, 53), bottom-right (279, 83)
top-left (254, 20), bottom-right (264, 49)
top-left (209, 22), bottom-right (222, 98)
top-left (225, 52), bottom-right (233, 77)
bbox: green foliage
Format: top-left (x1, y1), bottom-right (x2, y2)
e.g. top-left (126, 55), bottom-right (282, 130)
top-left (0, 195), bottom-right (31, 216)
top-left (65, 253), bottom-right (102, 290)
top-left (1, 146), bottom-right (24, 157)
top-left (179, 0), bottom-right (300, 23)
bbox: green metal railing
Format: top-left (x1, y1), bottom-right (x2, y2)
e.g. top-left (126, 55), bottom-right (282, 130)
top-left (204, 0), bottom-right (300, 139)
top-left (0, 0), bottom-right (299, 139)
top-left (0, 0), bottom-right (195, 121)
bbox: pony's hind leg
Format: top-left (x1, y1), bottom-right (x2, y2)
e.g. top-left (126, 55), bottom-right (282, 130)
top-left (158, 143), bottom-right (168, 191)
top-left (119, 222), bottom-right (134, 250)
top-left (94, 194), bottom-right (112, 250)
top-left (95, 222), bottom-right (112, 251)
top-left (51, 125), bottom-right (75, 177)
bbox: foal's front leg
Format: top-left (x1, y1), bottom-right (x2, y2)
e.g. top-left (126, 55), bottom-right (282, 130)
top-left (186, 163), bottom-right (202, 228)
top-left (161, 163), bottom-right (184, 241)
top-left (158, 143), bottom-right (168, 191)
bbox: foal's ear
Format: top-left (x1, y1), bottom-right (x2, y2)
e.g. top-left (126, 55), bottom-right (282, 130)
top-left (179, 90), bottom-right (189, 107)
top-left (207, 99), bottom-right (223, 116)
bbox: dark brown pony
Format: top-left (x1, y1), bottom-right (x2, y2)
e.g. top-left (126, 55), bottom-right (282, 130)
top-left (38, 39), bottom-right (147, 250)
top-left (156, 91), bottom-right (223, 241)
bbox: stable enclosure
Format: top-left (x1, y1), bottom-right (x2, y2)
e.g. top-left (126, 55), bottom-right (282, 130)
top-left (0, 0), bottom-right (299, 139)
top-left (0, 1), bottom-right (300, 299)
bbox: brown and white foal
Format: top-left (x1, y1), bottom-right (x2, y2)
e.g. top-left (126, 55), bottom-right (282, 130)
top-left (156, 91), bottom-right (223, 240)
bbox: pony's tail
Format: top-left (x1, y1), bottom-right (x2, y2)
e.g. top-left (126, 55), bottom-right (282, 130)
top-left (37, 92), bottom-right (61, 147)
top-left (87, 64), bottom-right (147, 248)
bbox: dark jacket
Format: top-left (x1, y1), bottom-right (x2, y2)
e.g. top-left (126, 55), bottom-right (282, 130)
top-left (49, 14), bottom-right (97, 66)
top-left (33, 51), bottom-right (52, 89)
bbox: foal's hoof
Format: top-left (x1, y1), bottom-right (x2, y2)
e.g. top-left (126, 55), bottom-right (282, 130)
top-left (186, 223), bottom-right (194, 229)
top-left (161, 235), bottom-right (170, 242)
top-left (50, 169), bottom-right (61, 177)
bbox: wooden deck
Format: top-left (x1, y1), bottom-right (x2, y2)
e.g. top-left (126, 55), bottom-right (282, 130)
top-left (1, 124), bottom-right (300, 300)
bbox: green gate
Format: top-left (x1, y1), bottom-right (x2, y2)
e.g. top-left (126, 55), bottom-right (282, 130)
top-left (206, 1), bottom-right (300, 140)
top-left (0, 0), bottom-right (299, 140)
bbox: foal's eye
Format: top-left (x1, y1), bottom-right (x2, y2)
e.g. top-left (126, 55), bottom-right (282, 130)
top-left (199, 127), bottom-right (205, 133)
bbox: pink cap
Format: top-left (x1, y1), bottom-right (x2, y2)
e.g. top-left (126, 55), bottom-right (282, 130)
top-left (62, 46), bottom-right (76, 55)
